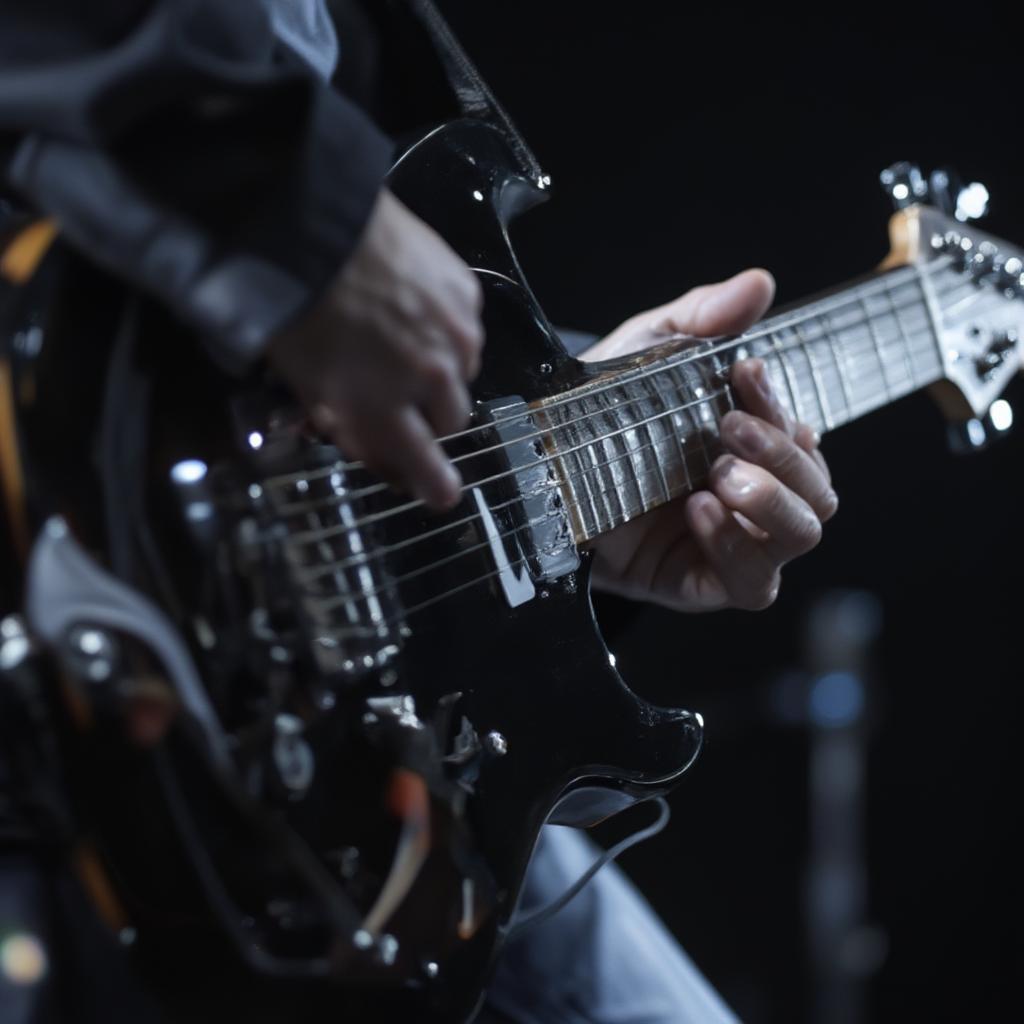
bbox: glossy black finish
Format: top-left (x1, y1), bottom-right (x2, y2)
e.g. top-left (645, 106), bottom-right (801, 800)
top-left (6, 119), bottom-right (703, 1022)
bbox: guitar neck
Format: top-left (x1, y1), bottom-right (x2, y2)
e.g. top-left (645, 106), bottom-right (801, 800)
top-left (536, 263), bottom-right (947, 544)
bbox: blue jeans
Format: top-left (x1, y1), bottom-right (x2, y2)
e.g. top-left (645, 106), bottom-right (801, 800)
top-left (483, 826), bottom-right (740, 1024)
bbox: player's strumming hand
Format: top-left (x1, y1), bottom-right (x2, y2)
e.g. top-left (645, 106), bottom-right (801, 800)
top-left (268, 188), bottom-right (483, 510)
top-left (585, 270), bottom-right (838, 613)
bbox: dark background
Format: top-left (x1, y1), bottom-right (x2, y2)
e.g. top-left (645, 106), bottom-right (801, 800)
top-left (442, 3), bottom-right (1024, 1021)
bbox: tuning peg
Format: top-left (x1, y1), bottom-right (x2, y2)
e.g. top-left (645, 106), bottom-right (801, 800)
top-left (881, 163), bottom-right (990, 220)
top-left (968, 240), bottom-right (1000, 282)
top-left (880, 162), bottom-right (929, 209)
top-left (996, 255), bottom-right (1024, 297)
top-left (947, 399), bottom-right (1014, 455)
top-left (954, 181), bottom-right (990, 222)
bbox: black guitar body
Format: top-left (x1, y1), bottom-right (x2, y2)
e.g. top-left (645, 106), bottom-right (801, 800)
top-left (5, 120), bottom-right (703, 1022)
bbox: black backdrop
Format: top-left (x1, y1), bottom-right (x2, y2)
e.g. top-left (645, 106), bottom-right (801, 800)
top-left (440, 3), bottom-right (1024, 1021)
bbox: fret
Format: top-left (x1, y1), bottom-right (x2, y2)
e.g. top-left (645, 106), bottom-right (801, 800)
top-left (883, 282), bottom-right (919, 388)
top-left (818, 313), bottom-right (857, 420)
top-left (582, 423), bottom-right (618, 529)
top-left (587, 393), bottom-right (625, 525)
top-left (894, 278), bottom-right (941, 379)
top-left (856, 292), bottom-right (895, 403)
top-left (555, 409), bottom-right (603, 538)
top-left (770, 334), bottom-right (805, 423)
top-left (668, 362), bottom-right (715, 484)
top-left (651, 366), bottom-right (695, 495)
top-left (689, 381), bottom-right (718, 482)
top-left (911, 267), bottom-right (949, 373)
top-left (793, 321), bottom-right (835, 430)
top-left (599, 388), bottom-right (641, 515)
top-left (628, 381), bottom-right (672, 507)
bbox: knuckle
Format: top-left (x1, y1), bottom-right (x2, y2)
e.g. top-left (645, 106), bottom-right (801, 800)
top-left (770, 440), bottom-right (802, 476)
top-left (418, 353), bottom-right (457, 392)
top-left (738, 576), bottom-right (781, 612)
top-left (792, 511), bottom-right (823, 553)
top-left (819, 487), bottom-right (839, 521)
top-left (759, 578), bottom-right (782, 609)
top-left (464, 271), bottom-right (484, 312)
top-left (394, 285), bottom-right (423, 323)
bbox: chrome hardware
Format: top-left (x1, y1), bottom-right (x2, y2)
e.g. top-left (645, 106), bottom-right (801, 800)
top-left (0, 615), bottom-right (32, 672)
top-left (947, 399), bottom-right (1015, 455)
top-left (66, 625), bottom-right (119, 683)
top-left (881, 162), bottom-right (988, 221)
top-left (968, 240), bottom-right (999, 282)
top-left (170, 459), bottom-right (217, 548)
top-left (880, 162), bottom-right (928, 209)
top-left (931, 233), bottom-right (1024, 303)
top-left (244, 440), bottom-right (407, 680)
top-left (475, 397), bottom-right (581, 602)
top-left (998, 256), bottom-right (1024, 297)
top-left (974, 328), bottom-right (1020, 381)
top-left (272, 713), bottom-right (315, 796)
top-left (955, 181), bottom-right (990, 222)
top-left (379, 934), bottom-right (399, 966)
top-left (25, 519), bottom-right (231, 768)
top-left (366, 694), bottom-right (424, 731)
top-left (484, 731), bottom-right (508, 757)
top-left (443, 716), bottom-right (480, 765)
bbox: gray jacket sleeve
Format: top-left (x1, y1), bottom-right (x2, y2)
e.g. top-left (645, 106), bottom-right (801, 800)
top-left (0, 0), bottom-right (394, 371)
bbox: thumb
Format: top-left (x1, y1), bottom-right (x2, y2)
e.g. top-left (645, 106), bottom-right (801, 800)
top-left (653, 268), bottom-right (775, 337)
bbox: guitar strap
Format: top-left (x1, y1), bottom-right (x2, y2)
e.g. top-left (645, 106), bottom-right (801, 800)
top-left (402, 0), bottom-right (548, 187)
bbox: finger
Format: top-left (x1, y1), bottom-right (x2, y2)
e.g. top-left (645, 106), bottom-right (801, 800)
top-left (356, 405), bottom-right (462, 511)
top-left (309, 402), bottom-right (366, 462)
top-left (708, 454), bottom-right (823, 564)
top-left (729, 358), bottom-right (795, 438)
top-left (684, 491), bottom-right (781, 611)
top-left (415, 351), bottom-right (473, 437)
top-left (720, 411), bottom-right (838, 521)
top-left (652, 268), bottom-right (776, 338)
top-left (421, 283), bottom-right (485, 380)
top-left (794, 421), bottom-right (832, 485)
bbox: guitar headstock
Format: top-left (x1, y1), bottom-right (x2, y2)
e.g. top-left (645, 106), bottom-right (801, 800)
top-left (880, 162), bottom-right (1023, 427)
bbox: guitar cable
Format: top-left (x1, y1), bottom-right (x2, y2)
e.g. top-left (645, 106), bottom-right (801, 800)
top-left (507, 797), bottom-right (671, 941)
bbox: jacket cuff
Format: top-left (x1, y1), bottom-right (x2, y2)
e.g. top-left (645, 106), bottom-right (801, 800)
top-left (6, 90), bottom-right (394, 373)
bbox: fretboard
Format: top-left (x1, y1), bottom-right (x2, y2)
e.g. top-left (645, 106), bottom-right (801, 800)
top-left (537, 263), bottom-right (952, 543)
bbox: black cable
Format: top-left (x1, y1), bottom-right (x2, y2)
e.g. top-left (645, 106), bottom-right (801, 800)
top-left (507, 797), bottom-right (671, 941)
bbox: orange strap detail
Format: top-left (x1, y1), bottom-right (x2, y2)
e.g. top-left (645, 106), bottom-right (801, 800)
top-left (0, 218), bottom-right (59, 285)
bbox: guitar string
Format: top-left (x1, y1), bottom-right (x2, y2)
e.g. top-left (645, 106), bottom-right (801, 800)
top-left (270, 273), bottom-right (990, 546)
top-left (294, 381), bottom-right (707, 581)
top-left (267, 255), bottom-right (958, 495)
top-left (299, 382), bottom-right (722, 602)
top-left (278, 278), bottom-right (992, 574)
top-left (286, 384), bottom-right (731, 544)
top-left (268, 266), bottom-right (977, 533)
top-left (293, 298), bottom-right (971, 620)
top-left (304, 323), bottom-right (960, 617)
top-left (293, 283), bottom-right (1007, 631)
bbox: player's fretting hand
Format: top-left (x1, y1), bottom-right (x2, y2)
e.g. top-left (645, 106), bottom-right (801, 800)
top-left (585, 270), bottom-right (838, 612)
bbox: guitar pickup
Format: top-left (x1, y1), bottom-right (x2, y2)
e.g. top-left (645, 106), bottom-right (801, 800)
top-left (471, 398), bottom-right (579, 608)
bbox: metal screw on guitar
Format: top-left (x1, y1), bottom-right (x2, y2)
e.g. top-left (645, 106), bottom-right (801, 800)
top-left (484, 731), bottom-right (508, 756)
top-left (272, 713), bottom-right (315, 797)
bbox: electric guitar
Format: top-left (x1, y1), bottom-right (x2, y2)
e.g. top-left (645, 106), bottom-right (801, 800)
top-left (1, 124), bottom-right (1021, 1021)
